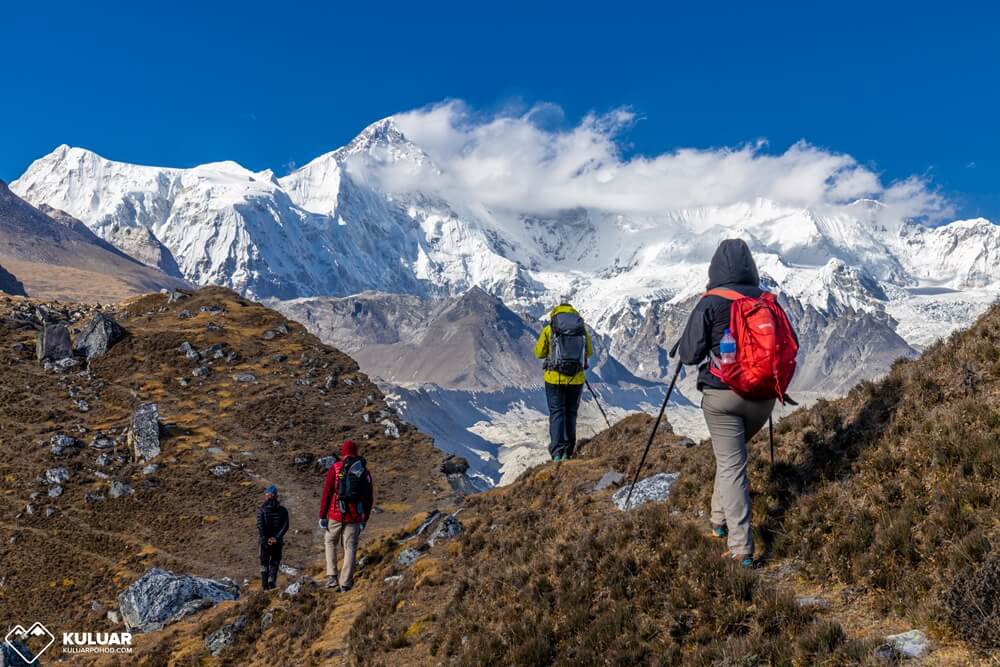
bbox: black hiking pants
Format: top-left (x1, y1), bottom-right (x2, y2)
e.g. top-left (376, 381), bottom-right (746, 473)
top-left (545, 382), bottom-right (583, 459)
top-left (259, 540), bottom-right (283, 588)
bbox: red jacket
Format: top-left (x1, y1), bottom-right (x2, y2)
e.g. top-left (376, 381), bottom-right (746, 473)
top-left (320, 442), bottom-right (374, 524)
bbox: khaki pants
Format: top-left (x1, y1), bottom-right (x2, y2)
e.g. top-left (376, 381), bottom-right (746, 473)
top-left (702, 388), bottom-right (774, 557)
top-left (324, 521), bottom-right (361, 588)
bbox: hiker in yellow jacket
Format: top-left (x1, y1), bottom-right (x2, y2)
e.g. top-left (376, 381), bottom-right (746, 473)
top-left (534, 301), bottom-right (593, 461)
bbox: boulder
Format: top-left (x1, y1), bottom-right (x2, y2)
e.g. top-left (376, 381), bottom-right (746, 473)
top-left (47, 486), bottom-right (63, 498)
top-left (440, 455), bottom-right (469, 476)
top-left (381, 419), bottom-right (400, 439)
top-left (45, 467), bottom-right (70, 485)
top-left (429, 514), bottom-right (464, 545)
top-left (109, 481), bottom-right (134, 498)
top-left (49, 434), bottom-right (80, 456)
top-left (232, 372), bottom-right (257, 383)
top-left (397, 548), bottom-right (424, 567)
top-left (36, 323), bottom-right (72, 362)
top-left (612, 472), bottom-right (681, 511)
top-left (192, 366), bottom-right (211, 378)
top-left (128, 403), bottom-right (161, 462)
top-left (882, 630), bottom-right (931, 659)
top-left (204, 615), bottom-right (247, 656)
top-left (73, 313), bottom-right (126, 360)
top-left (117, 568), bottom-right (239, 633)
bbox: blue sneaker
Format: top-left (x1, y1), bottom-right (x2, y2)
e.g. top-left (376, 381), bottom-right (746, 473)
top-left (723, 550), bottom-right (754, 568)
top-left (711, 523), bottom-right (728, 539)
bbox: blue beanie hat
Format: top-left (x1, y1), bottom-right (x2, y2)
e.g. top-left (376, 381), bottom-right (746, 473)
top-left (265, 485), bottom-right (278, 496)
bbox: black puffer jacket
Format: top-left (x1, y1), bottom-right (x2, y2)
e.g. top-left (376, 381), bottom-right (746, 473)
top-left (677, 239), bottom-right (763, 391)
top-left (257, 497), bottom-right (289, 544)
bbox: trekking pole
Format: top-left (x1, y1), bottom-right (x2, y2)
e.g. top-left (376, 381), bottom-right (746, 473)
top-left (622, 347), bottom-right (683, 511)
top-left (584, 379), bottom-right (612, 430)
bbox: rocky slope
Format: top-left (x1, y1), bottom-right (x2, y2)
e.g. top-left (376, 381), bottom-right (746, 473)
top-left (0, 181), bottom-right (186, 302)
top-left (333, 305), bottom-right (1000, 665)
top-left (0, 287), bottom-right (461, 665)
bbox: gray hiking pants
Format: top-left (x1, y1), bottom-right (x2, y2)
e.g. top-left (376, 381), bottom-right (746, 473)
top-left (702, 388), bottom-right (775, 557)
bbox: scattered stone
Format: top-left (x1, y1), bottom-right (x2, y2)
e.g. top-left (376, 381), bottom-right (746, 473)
top-left (879, 630), bottom-right (931, 660)
top-left (260, 609), bottom-right (274, 631)
top-left (261, 330), bottom-right (276, 341)
top-left (232, 372), bottom-right (256, 383)
top-left (45, 507), bottom-right (58, 518)
top-left (200, 305), bottom-right (224, 314)
top-left (794, 596), bottom-right (831, 609)
top-left (179, 341), bottom-right (200, 361)
top-left (90, 436), bottom-right (114, 450)
top-left (676, 437), bottom-right (697, 448)
top-left (209, 465), bottom-right (231, 477)
top-left (279, 564), bottom-right (300, 577)
top-left (593, 471), bottom-right (625, 492)
top-left (293, 454), bottom-right (313, 466)
top-left (204, 615), bottom-right (247, 656)
top-left (36, 322), bottom-right (72, 362)
top-left (85, 493), bottom-right (106, 503)
top-left (295, 378), bottom-right (311, 386)
top-left (109, 481), bottom-right (134, 498)
top-left (166, 289), bottom-right (189, 303)
top-left (430, 514), bottom-right (464, 544)
top-left (316, 456), bottom-right (336, 472)
top-left (275, 323), bottom-right (290, 335)
top-left (128, 403), bottom-right (161, 462)
top-left (73, 313), bottom-right (126, 359)
top-left (397, 548), bottom-right (424, 567)
top-left (50, 433), bottom-right (80, 456)
top-left (24, 504), bottom-right (34, 515)
top-left (207, 322), bottom-right (223, 333)
top-left (76, 399), bottom-right (90, 412)
top-left (440, 455), bottom-right (470, 476)
top-left (283, 581), bottom-right (302, 597)
top-left (96, 452), bottom-right (112, 466)
top-left (178, 378), bottom-right (189, 387)
top-left (207, 447), bottom-right (224, 455)
top-left (107, 610), bottom-right (120, 625)
top-left (141, 463), bottom-right (160, 476)
top-left (384, 575), bottom-right (404, 584)
top-left (612, 472), bottom-right (681, 511)
top-left (45, 467), bottom-right (70, 484)
top-left (178, 309), bottom-right (193, 320)
top-left (271, 354), bottom-right (287, 363)
top-left (323, 375), bottom-right (337, 390)
top-left (91, 600), bottom-right (105, 613)
top-left (47, 486), bottom-right (63, 498)
top-left (381, 419), bottom-right (400, 439)
top-left (192, 366), bottom-right (211, 378)
top-left (117, 568), bottom-right (239, 633)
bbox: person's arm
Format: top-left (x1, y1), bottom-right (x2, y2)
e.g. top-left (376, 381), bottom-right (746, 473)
top-left (677, 300), bottom-right (712, 366)
top-left (256, 506), bottom-right (265, 541)
top-left (533, 325), bottom-right (550, 360)
top-left (319, 467), bottom-right (336, 520)
top-left (276, 507), bottom-right (289, 541)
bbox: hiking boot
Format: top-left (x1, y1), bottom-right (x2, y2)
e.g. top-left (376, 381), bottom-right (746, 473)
top-left (722, 549), bottom-right (754, 568)
top-left (339, 584), bottom-right (352, 593)
top-left (325, 575), bottom-right (339, 589)
top-left (711, 523), bottom-right (728, 539)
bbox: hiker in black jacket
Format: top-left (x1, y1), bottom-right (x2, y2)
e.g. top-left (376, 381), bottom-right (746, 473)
top-left (257, 485), bottom-right (289, 590)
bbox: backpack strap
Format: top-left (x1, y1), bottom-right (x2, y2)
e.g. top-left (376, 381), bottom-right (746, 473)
top-left (704, 288), bottom-right (746, 301)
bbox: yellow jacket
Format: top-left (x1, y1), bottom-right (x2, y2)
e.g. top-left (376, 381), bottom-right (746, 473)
top-left (534, 304), bottom-right (593, 385)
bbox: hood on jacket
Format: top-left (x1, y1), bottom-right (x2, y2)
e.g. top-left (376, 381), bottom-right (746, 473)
top-left (341, 440), bottom-right (359, 458)
top-left (707, 239), bottom-right (760, 289)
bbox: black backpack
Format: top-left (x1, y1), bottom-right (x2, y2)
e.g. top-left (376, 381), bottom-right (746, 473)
top-left (544, 312), bottom-right (588, 376)
top-left (337, 456), bottom-right (370, 515)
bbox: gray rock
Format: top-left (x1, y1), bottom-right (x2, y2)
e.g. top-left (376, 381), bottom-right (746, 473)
top-left (200, 305), bottom-right (224, 314)
top-left (128, 403), bottom-right (161, 462)
top-left (24, 504), bottom-right (34, 515)
top-left (45, 507), bottom-right (57, 518)
top-left (397, 548), bottom-right (424, 567)
top-left (316, 456), bottom-right (336, 472)
top-left (430, 514), bottom-right (464, 545)
top-left (85, 493), bottom-right (105, 503)
top-left (49, 433), bottom-right (80, 456)
top-left (384, 575), bottom-right (404, 584)
top-left (96, 453), bottom-right (112, 466)
top-left (204, 615), bottom-right (247, 656)
top-left (207, 447), bottom-right (224, 455)
top-left (109, 481), bottom-right (134, 498)
top-left (612, 472), bottom-right (681, 511)
top-left (260, 610), bottom-right (274, 631)
top-left (73, 313), bottom-right (126, 360)
top-left (36, 322), bottom-right (72, 362)
top-left (90, 436), bottom-right (114, 450)
top-left (278, 564), bottom-right (300, 577)
top-left (440, 455), bottom-right (469, 476)
top-left (794, 596), bottom-right (831, 609)
top-left (232, 372), bottom-right (257, 383)
top-left (47, 486), bottom-right (63, 498)
top-left (261, 330), bottom-right (276, 340)
top-left (45, 467), bottom-right (70, 485)
top-left (166, 290), bottom-right (189, 303)
top-left (210, 465), bottom-right (231, 477)
top-left (76, 399), bottom-right (90, 412)
top-left (593, 471), bottom-right (625, 492)
top-left (881, 629), bottom-right (930, 659)
top-left (142, 464), bottom-right (161, 476)
top-left (283, 581), bottom-right (302, 597)
top-left (178, 309), bottom-right (193, 320)
top-left (192, 366), bottom-right (211, 378)
top-left (117, 568), bottom-right (239, 633)
top-left (381, 419), bottom-right (400, 439)
top-left (107, 610), bottom-right (120, 624)
top-left (178, 341), bottom-right (200, 361)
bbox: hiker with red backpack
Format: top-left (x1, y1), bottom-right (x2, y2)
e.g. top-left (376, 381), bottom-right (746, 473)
top-left (319, 440), bottom-right (374, 592)
top-left (677, 239), bottom-right (798, 567)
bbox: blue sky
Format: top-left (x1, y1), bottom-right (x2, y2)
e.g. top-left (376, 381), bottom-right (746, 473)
top-left (2, 0), bottom-right (997, 219)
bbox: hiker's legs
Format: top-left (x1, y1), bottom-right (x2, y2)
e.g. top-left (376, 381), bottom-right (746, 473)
top-left (339, 523), bottom-right (362, 589)
top-left (563, 383), bottom-right (584, 457)
top-left (324, 522), bottom-right (341, 577)
top-left (545, 382), bottom-right (567, 459)
top-left (702, 389), bottom-right (754, 557)
top-left (259, 542), bottom-right (270, 589)
top-left (267, 542), bottom-right (283, 588)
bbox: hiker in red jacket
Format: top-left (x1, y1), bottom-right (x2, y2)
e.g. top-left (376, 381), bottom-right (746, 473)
top-left (319, 440), bottom-right (374, 592)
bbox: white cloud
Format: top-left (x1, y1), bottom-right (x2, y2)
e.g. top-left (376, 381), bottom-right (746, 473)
top-left (385, 100), bottom-right (949, 223)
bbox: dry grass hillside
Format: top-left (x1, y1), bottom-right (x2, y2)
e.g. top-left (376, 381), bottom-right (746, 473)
top-left (341, 305), bottom-right (1000, 666)
top-left (0, 287), bottom-right (456, 665)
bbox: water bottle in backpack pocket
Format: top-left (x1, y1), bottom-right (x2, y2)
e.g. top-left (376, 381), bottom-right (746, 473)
top-left (720, 328), bottom-right (737, 365)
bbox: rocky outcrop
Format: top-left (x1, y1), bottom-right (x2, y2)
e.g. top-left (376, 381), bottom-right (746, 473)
top-left (73, 313), bottom-right (126, 360)
top-left (0, 263), bottom-right (26, 297)
top-left (612, 472), bottom-right (681, 511)
top-left (117, 568), bottom-right (239, 633)
top-left (128, 403), bottom-right (161, 462)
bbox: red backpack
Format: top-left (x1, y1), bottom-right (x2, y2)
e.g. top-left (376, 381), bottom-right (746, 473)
top-left (706, 288), bottom-right (798, 403)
